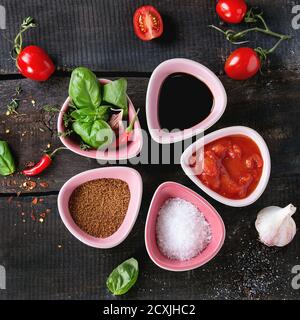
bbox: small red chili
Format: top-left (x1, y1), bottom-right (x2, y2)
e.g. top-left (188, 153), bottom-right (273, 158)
top-left (22, 147), bottom-right (66, 176)
top-left (112, 109), bottom-right (140, 149)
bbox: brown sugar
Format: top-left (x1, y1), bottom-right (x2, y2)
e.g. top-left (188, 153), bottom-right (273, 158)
top-left (68, 178), bottom-right (130, 238)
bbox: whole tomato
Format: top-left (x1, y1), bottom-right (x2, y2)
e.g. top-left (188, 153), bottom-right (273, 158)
top-left (225, 47), bottom-right (261, 80)
top-left (17, 45), bottom-right (55, 81)
top-left (216, 0), bottom-right (248, 24)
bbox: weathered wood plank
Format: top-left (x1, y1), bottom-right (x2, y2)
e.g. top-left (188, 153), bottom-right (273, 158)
top-left (0, 172), bottom-right (299, 300)
top-left (0, 0), bottom-right (298, 75)
top-left (0, 71), bottom-right (300, 194)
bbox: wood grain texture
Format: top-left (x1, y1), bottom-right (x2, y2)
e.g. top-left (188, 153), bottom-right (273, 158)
top-left (0, 0), bottom-right (298, 75)
top-left (0, 177), bottom-right (299, 300)
top-left (0, 72), bottom-right (299, 193)
top-left (0, 72), bottom-right (299, 299)
top-left (0, 0), bottom-right (300, 300)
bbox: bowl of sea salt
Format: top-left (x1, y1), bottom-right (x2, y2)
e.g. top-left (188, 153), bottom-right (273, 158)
top-left (145, 182), bottom-right (225, 271)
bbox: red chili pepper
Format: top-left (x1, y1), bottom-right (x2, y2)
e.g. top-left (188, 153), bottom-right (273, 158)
top-left (113, 109), bottom-right (140, 149)
top-left (22, 147), bottom-right (66, 176)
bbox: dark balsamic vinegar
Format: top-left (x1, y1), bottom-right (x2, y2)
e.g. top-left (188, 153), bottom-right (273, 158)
top-left (158, 73), bottom-right (213, 130)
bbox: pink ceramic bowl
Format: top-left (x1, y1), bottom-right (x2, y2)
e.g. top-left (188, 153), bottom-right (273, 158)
top-left (146, 58), bottom-right (227, 144)
top-left (181, 126), bottom-right (271, 207)
top-left (57, 167), bottom-right (143, 248)
top-left (145, 182), bottom-right (226, 271)
top-left (58, 79), bottom-right (143, 160)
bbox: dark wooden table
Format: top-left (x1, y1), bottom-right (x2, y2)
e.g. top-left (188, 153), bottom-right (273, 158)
top-left (0, 0), bottom-right (300, 300)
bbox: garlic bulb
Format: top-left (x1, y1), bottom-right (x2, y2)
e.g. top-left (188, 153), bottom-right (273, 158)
top-left (255, 204), bottom-right (297, 247)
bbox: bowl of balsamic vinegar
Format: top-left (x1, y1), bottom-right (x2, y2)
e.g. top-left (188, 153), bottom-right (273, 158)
top-left (146, 58), bottom-right (227, 144)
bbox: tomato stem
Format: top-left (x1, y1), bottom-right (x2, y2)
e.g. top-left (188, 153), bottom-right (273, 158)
top-left (210, 9), bottom-right (291, 45)
top-left (255, 37), bottom-right (286, 61)
top-left (12, 17), bottom-right (36, 59)
top-left (232, 27), bottom-right (291, 42)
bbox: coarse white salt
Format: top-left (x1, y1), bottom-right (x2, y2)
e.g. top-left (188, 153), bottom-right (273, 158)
top-left (156, 197), bottom-right (212, 261)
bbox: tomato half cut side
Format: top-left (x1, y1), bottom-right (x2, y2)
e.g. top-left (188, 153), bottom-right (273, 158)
top-left (133, 5), bottom-right (163, 41)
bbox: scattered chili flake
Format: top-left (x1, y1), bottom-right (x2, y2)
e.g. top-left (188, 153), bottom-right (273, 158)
top-left (30, 213), bottom-right (36, 221)
top-left (31, 197), bottom-right (38, 205)
top-left (25, 161), bottom-right (35, 168)
top-left (39, 181), bottom-right (49, 188)
top-left (39, 212), bottom-right (46, 218)
top-left (22, 180), bottom-right (37, 191)
top-left (39, 198), bottom-right (44, 203)
top-left (7, 196), bottom-right (13, 204)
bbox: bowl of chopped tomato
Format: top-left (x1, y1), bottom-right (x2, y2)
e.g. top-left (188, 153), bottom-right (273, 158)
top-left (181, 126), bottom-right (271, 207)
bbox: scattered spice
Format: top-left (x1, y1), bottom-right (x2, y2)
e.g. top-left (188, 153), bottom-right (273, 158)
top-left (69, 178), bottom-right (130, 238)
top-left (7, 196), bottom-right (13, 204)
top-left (25, 161), bottom-right (35, 168)
top-left (39, 181), bottom-right (49, 188)
top-left (22, 180), bottom-right (37, 191)
top-left (40, 212), bottom-right (46, 218)
top-left (31, 197), bottom-right (38, 205)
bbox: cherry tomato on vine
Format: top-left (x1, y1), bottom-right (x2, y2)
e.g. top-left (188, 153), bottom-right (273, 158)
top-left (225, 47), bottom-right (261, 80)
top-left (216, 0), bottom-right (248, 24)
top-left (133, 5), bottom-right (163, 41)
top-left (13, 17), bottom-right (55, 81)
top-left (17, 45), bottom-right (55, 81)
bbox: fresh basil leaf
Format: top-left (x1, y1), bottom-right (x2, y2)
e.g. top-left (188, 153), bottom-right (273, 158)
top-left (72, 119), bottom-right (113, 149)
top-left (0, 141), bottom-right (16, 176)
top-left (106, 258), bottom-right (139, 296)
top-left (69, 67), bottom-right (101, 109)
top-left (95, 106), bottom-right (110, 121)
top-left (71, 108), bottom-right (94, 123)
top-left (71, 106), bottom-right (110, 123)
top-left (103, 78), bottom-right (128, 114)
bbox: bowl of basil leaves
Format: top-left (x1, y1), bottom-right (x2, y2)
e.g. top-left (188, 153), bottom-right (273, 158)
top-left (57, 67), bottom-right (143, 160)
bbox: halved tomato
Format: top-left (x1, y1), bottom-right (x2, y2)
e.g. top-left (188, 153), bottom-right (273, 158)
top-left (133, 5), bottom-right (163, 41)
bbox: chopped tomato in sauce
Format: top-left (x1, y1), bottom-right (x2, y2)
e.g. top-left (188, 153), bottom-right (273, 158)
top-left (191, 135), bottom-right (263, 200)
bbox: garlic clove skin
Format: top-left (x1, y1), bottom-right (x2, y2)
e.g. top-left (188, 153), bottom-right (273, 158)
top-left (255, 204), bottom-right (297, 247)
top-left (109, 110), bottom-right (125, 136)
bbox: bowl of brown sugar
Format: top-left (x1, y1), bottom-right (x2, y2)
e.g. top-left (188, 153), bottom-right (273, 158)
top-left (57, 167), bottom-right (143, 248)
